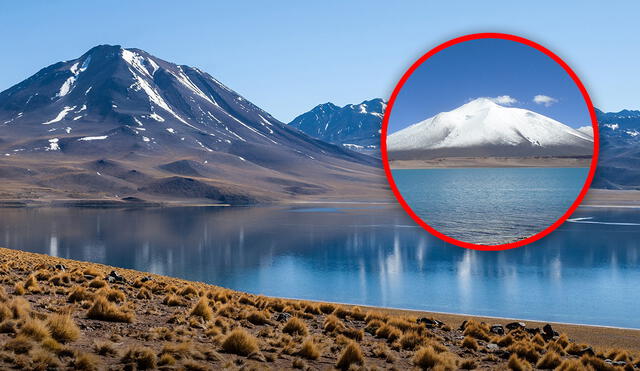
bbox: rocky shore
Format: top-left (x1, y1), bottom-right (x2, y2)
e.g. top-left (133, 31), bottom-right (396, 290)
top-left (0, 247), bottom-right (637, 370)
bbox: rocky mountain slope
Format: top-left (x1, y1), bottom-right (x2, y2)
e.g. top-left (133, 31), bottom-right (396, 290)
top-left (288, 99), bottom-right (385, 153)
top-left (592, 108), bottom-right (640, 189)
top-left (0, 45), bottom-right (385, 204)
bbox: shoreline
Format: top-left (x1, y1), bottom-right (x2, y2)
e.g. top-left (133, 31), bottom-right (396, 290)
top-left (1, 246), bottom-right (639, 360)
top-left (0, 188), bottom-right (639, 209)
top-left (389, 156), bottom-right (592, 169)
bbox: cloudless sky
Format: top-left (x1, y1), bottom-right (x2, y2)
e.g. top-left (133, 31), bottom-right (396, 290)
top-left (388, 38), bottom-right (590, 133)
top-left (0, 1), bottom-right (639, 122)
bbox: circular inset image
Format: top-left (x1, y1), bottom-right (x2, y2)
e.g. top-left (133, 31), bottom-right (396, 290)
top-left (382, 33), bottom-right (598, 250)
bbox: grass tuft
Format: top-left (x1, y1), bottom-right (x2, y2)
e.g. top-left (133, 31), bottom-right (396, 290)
top-left (335, 340), bottom-right (364, 370)
top-left (507, 354), bottom-right (531, 371)
top-left (461, 335), bottom-right (478, 351)
top-left (46, 313), bottom-right (81, 343)
top-left (189, 297), bottom-right (213, 321)
top-left (121, 346), bottom-right (157, 370)
top-left (412, 345), bottom-right (456, 370)
top-left (282, 316), bottom-right (308, 336)
top-left (87, 296), bottom-right (134, 323)
top-left (221, 328), bottom-right (259, 356)
top-left (297, 338), bottom-right (321, 360)
top-left (536, 351), bottom-right (561, 369)
top-left (19, 318), bottom-right (50, 341)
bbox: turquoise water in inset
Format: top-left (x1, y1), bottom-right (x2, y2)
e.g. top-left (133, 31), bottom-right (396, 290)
top-left (391, 168), bottom-right (590, 244)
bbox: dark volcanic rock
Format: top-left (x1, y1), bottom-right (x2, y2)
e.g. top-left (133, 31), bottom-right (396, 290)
top-left (490, 324), bottom-right (505, 335)
top-left (505, 322), bottom-right (526, 331)
top-left (417, 317), bottom-right (444, 328)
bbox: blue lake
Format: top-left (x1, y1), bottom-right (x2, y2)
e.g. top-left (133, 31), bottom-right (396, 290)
top-left (0, 204), bottom-right (638, 328)
top-left (391, 168), bottom-right (590, 245)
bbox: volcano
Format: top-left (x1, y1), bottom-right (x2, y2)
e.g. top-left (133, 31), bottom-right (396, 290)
top-left (387, 98), bottom-right (593, 160)
top-left (0, 45), bottom-right (383, 204)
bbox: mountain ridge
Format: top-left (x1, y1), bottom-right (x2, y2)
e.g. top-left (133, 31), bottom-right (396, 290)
top-left (0, 45), bottom-right (385, 204)
top-left (386, 98), bottom-right (593, 160)
top-left (288, 98), bottom-right (385, 153)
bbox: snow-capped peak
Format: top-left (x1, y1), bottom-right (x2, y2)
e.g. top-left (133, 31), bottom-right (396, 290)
top-left (387, 98), bottom-right (593, 158)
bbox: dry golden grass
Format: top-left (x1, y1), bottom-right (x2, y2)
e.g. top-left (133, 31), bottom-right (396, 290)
top-left (336, 340), bottom-right (364, 370)
top-left (245, 310), bottom-right (270, 325)
top-left (86, 296), bottom-right (134, 323)
top-left (508, 341), bottom-right (541, 363)
top-left (375, 323), bottom-right (402, 341)
top-left (74, 352), bottom-right (99, 371)
top-left (460, 359), bottom-right (477, 369)
top-left (536, 350), bottom-right (562, 369)
top-left (4, 334), bottom-right (33, 354)
top-left (507, 354), bottom-right (531, 371)
top-left (221, 328), bottom-right (259, 356)
top-left (323, 314), bottom-right (344, 333)
top-left (67, 286), bottom-right (93, 303)
top-left (189, 297), bottom-right (213, 321)
top-left (461, 335), bottom-right (478, 351)
top-left (413, 345), bottom-right (456, 370)
top-left (45, 313), bottom-right (80, 343)
top-left (318, 303), bottom-right (336, 314)
top-left (121, 346), bottom-right (157, 369)
top-left (93, 340), bottom-right (117, 356)
top-left (0, 247), bottom-right (634, 370)
top-left (399, 330), bottom-right (425, 350)
top-left (19, 318), bottom-right (50, 341)
top-left (163, 293), bottom-right (185, 306)
top-left (462, 320), bottom-right (490, 341)
top-left (88, 279), bottom-right (106, 289)
top-left (297, 338), bottom-right (321, 360)
top-left (283, 316), bottom-right (308, 336)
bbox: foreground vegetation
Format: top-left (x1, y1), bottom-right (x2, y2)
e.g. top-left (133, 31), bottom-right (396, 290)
top-left (0, 248), bottom-right (637, 370)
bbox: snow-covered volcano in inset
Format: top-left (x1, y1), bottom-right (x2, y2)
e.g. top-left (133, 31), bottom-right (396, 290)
top-left (387, 98), bottom-right (594, 160)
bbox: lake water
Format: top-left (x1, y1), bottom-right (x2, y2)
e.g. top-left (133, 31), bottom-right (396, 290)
top-left (0, 204), bottom-right (639, 328)
top-left (391, 168), bottom-right (590, 245)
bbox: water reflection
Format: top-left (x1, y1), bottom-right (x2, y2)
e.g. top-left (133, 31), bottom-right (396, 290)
top-left (0, 205), bottom-right (638, 327)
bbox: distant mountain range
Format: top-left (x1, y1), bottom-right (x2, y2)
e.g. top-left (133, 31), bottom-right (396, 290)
top-left (291, 97), bottom-right (640, 189)
top-left (387, 98), bottom-right (593, 160)
top-left (591, 108), bottom-right (640, 189)
top-left (288, 99), bottom-right (385, 153)
top-left (0, 45), bottom-right (384, 204)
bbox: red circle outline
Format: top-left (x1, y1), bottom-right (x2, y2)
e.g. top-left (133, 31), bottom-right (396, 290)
top-left (381, 33), bottom-right (600, 251)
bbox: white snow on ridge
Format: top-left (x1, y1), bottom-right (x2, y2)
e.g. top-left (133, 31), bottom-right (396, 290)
top-left (122, 49), bottom-right (154, 78)
top-left (79, 136), bottom-right (108, 141)
top-left (388, 98), bottom-right (593, 152)
top-left (42, 106), bottom-right (76, 125)
top-left (57, 56), bottom-right (91, 98)
top-left (127, 67), bottom-right (197, 129)
top-left (172, 67), bottom-right (217, 106)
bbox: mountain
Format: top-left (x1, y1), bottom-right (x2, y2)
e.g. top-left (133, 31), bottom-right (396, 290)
top-left (592, 108), bottom-right (640, 189)
top-left (387, 98), bottom-right (594, 160)
top-left (288, 99), bottom-right (385, 153)
top-left (0, 45), bottom-right (385, 204)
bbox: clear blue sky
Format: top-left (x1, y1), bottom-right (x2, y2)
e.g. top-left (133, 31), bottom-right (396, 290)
top-left (0, 1), bottom-right (639, 122)
top-left (388, 38), bottom-right (590, 133)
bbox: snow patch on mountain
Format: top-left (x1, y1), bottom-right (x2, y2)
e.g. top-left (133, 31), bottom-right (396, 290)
top-left (42, 106), bottom-right (76, 125)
